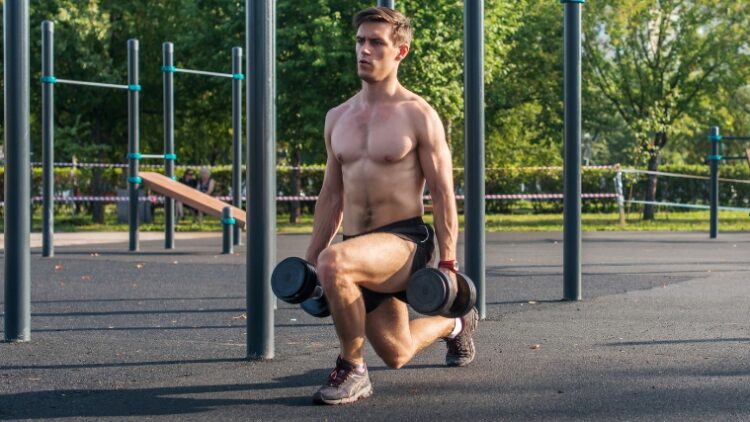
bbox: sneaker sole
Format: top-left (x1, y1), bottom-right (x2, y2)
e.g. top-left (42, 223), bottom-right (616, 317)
top-left (313, 385), bottom-right (374, 405)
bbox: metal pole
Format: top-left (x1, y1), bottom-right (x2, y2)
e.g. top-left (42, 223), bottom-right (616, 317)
top-left (4, 0), bottom-right (31, 342)
top-left (247, 0), bottom-right (275, 360)
top-left (615, 164), bottom-right (626, 226)
top-left (563, 0), bottom-right (583, 301)
top-left (42, 21), bottom-right (54, 258)
top-left (163, 42), bottom-right (175, 249)
top-left (128, 39), bottom-right (140, 252)
top-left (709, 126), bottom-right (720, 239)
top-left (232, 47), bottom-right (243, 246)
top-left (377, 0), bottom-right (395, 8)
top-left (222, 207), bottom-right (234, 254)
top-left (464, 0), bottom-right (486, 319)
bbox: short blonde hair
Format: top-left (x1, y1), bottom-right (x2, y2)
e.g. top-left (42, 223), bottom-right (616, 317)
top-left (353, 7), bottom-right (413, 46)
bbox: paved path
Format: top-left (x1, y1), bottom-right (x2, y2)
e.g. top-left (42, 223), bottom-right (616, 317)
top-left (0, 232), bottom-right (221, 250)
top-left (1, 231), bottom-right (749, 420)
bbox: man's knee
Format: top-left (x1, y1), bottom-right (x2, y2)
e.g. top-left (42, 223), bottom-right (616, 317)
top-left (379, 351), bottom-right (410, 369)
top-left (317, 247), bottom-right (352, 291)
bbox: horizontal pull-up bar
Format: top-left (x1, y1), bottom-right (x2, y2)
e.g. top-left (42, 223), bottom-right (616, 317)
top-left (41, 76), bottom-right (140, 91)
top-left (161, 66), bottom-right (244, 80)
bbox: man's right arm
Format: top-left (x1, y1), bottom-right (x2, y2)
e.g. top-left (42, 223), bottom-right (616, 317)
top-left (305, 109), bottom-right (344, 265)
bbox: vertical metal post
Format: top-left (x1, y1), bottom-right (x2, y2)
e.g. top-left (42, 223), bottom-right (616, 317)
top-left (709, 126), bottom-right (720, 239)
top-left (41, 20), bottom-right (54, 258)
top-left (4, 0), bottom-right (31, 342)
top-left (232, 47), bottom-right (243, 246)
top-left (464, 0), bottom-right (486, 319)
top-left (163, 42), bottom-right (175, 249)
top-left (247, 0), bottom-right (275, 360)
top-left (563, 0), bottom-right (583, 301)
top-left (222, 207), bottom-right (234, 254)
top-left (614, 164), bottom-right (626, 226)
top-left (377, 0), bottom-right (395, 8)
top-left (128, 39), bottom-right (140, 252)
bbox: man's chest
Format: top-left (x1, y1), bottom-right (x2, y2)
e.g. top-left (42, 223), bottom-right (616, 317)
top-left (331, 111), bottom-right (416, 165)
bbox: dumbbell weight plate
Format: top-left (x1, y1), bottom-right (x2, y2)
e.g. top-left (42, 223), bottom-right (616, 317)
top-left (271, 257), bottom-right (318, 304)
top-left (445, 272), bottom-right (477, 318)
top-left (406, 268), bottom-right (456, 316)
top-left (301, 291), bottom-right (331, 318)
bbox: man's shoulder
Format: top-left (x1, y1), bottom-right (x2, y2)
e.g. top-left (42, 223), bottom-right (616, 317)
top-left (325, 97), bottom-right (356, 126)
top-left (397, 92), bottom-right (439, 123)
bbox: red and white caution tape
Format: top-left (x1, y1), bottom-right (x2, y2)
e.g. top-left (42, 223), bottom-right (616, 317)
top-left (10, 192), bottom-right (618, 206)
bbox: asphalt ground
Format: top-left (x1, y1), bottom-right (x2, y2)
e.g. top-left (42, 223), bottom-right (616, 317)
top-left (1, 231), bottom-right (749, 421)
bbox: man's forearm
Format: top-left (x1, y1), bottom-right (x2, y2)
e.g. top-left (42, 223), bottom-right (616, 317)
top-left (305, 193), bottom-right (343, 264)
top-left (431, 192), bottom-right (458, 262)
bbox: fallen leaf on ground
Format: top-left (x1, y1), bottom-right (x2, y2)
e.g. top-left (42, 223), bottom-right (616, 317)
top-left (54, 264), bottom-right (64, 271)
top-left (136, 264), bottom-right (144, 269)
top-left (530, 344), bottom-right (541, 350)
top-left (232, 314), bottom-right (247, 320)
top-left (528, 300), bottom-right (538, 304)
top-left (81, 275), bottom-right (93, 281)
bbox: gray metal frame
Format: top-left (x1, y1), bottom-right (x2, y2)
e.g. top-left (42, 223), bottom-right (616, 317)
top-left (128, 39), bottom-right (141, 252)
top-left (41, 21), bottom-right (139, 256)
top-left (4, 0), bottom-right (31, 342)
top-left (464, 0), bottom-right (486, 319)
top-left (42, 21), bottom-right (54, 258)
top-left (246, 0), bottom-right (276, 360)
top-left (562, 0), bottom-right (583, 301)
top-left (163, 43), bottom-right (176, 249)
top-left (232, 47), bottom-right (244, 246)
top-left (161, 43), bottom-right (244, 249)
top-left (709, 126), bottom-right (720, 238)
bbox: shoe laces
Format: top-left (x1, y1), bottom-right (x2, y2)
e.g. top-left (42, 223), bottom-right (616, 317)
top-left (326, 359), bottom-right (354, 387)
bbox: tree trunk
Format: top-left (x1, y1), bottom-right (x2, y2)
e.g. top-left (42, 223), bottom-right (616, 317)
top-left (91, 112), bottom-right (105, 224)
top-left (642, 152), bottom-right (660, 221)
top-left (289, 147), bottom-right (301, 224)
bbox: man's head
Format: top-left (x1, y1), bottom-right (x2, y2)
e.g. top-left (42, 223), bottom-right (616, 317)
top-left (352, 7), bottom-right (412, 83)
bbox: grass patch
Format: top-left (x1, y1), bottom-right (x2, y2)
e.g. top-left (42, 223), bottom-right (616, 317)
top-left (14, 204), bottom-right (750, 233)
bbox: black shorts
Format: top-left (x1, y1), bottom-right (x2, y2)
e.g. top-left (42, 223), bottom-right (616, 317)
top-left (342, 217), bottom-right (435, 313)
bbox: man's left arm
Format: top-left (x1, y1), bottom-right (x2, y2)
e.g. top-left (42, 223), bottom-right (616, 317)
top-left (416, 105), bottom-right (458, 265)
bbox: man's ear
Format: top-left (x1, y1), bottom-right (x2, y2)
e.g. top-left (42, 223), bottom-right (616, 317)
top-left (395, 43), bottom-right (410, 62)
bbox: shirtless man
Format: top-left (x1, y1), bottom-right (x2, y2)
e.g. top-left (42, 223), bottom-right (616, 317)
top-left (306, 7), bottom-right (478, 405)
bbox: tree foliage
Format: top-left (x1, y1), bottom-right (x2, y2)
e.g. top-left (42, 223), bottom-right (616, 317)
top-left (583, 0), bottom-right (750, 218)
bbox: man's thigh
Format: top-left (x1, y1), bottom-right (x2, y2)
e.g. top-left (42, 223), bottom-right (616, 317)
top-left (324, 232), bottom-right (416, 293)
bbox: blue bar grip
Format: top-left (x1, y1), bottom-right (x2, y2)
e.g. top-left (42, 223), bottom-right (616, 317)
top-left (707, 154), bottom-right (723, 161)
top-left (128, 84), bottom-right (142, 92)
top-left (41, 76), bottom-right (57, 84)
top-left (128, 177), bottom-right (143, 184)
top-left (161, 65), bottom-right (177, 73)
top-left (233, 73), bottom-right (245, 80)
top-left (709, 134), bottom-right (722, 142)
top-left (128, 152), bottom-right (143, 160)
top-left (222, 218), bottom-right (237, 225)
top-left (164, 153), bottom-right (177, 160)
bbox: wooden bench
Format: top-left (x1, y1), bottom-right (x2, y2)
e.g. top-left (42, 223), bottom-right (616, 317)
top-left (139, 171), bottom-right (246, 228)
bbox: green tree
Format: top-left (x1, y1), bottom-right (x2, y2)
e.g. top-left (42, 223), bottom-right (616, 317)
top-left (583, 0), bottom-right (750, 219)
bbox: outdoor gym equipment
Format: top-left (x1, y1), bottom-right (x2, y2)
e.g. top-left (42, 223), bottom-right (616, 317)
top-left (706, 126), bottom-right (750, 238)
top-left (160, 42), bottom-right (244, 250)
top-left (41, 20), bottom-right (141, 257)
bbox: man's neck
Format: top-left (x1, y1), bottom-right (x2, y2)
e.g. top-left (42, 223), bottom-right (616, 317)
top-left (360, 74), bottom-right (401, 105)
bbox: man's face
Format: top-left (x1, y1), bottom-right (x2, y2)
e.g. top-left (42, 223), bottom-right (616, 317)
top-left (356, 22), bottom-right (407, 83)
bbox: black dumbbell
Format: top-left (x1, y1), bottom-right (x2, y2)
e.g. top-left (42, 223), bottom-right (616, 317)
top-left (406, 268), bottom-right (477, 318)
top-left (271, 257), bottom-right (330, 318)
